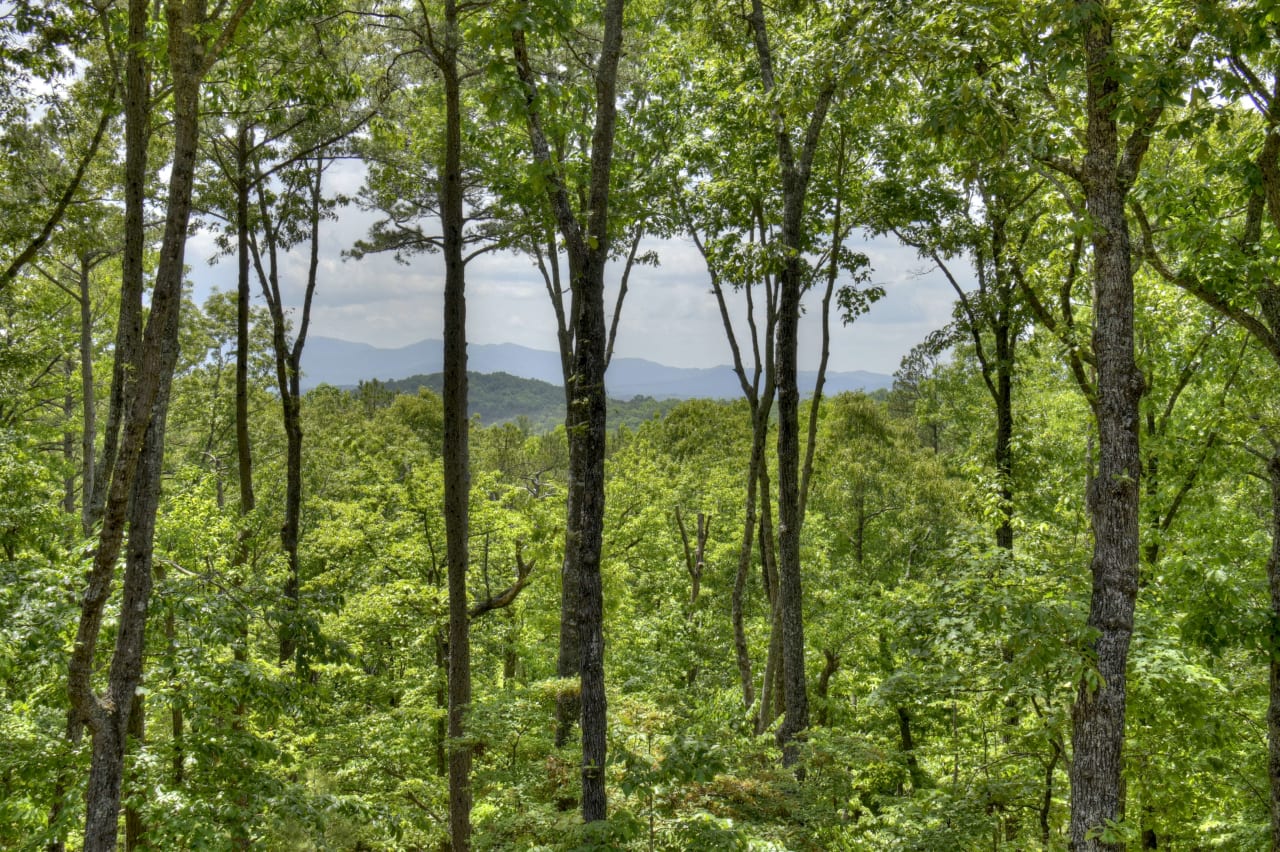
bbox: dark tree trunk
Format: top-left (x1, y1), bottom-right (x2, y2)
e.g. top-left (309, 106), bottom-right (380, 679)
top-left (993, 302), bottom-right (1014, 552)
top-left (568, 257), bottom-right (609, 823)
top-left (731, 424), bottom-right (762, 708)
top-left (234, 126), bottom-right (255, 518)
top-left (229, 123), bottom-right (255, 852)
top-left (896, 707), bottom-right (926, 792)
top-left (78, 255), bottom-right (97, 537)
top-left (1069, 5), bottom-right (1145, 848)
top-left (555, 481), bottom-right (582, 748)
top-left (440, 0), bottom-right (473, 844)
top-left (88, 0), bottom-right (151, 533)
top-left (1267, 454), bottom-right (1280, 849)
top-left (435, 628), bottom-right (448, 777)
top-left (746, 0), bottom-right (834, 765)
top-left (123, 692), bottom-right (145, 851)
top-left (253, 157), bottom-right (323, 672)
top-left (815, 650), bottom-right (839, 727)
top-left (512, 0), bottom-right (625, 823)
top-left (84, 388), bottom-right (171, 849)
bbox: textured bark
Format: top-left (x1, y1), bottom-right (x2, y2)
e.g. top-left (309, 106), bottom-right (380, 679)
top-left (69, 1), bottom-right (251, 845)
top-left (88, 0), bottom-right (152, 532)
top-left (51, 6), bottom-right (153, 842)
top-left (731, 426), bottom-right (762, 709)
top-left (991, 228), bottom-right (1015, 553)
top-left (555, 484), bottom-right (582, 748)
top-left (84, 388), bottom-right (171, 849)
top-left (440, 0), bottom-right (473, 843)
top-left (1068, 5), bottom-right (1144, 848)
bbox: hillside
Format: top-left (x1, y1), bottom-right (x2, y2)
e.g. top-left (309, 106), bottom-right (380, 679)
top-left (382, 371), bottom-right (679, 431)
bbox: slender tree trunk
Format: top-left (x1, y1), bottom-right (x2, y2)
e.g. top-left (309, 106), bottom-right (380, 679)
top-left (732, 407), bottom-right (766, 709)
top-left (570, 261), bottom-right (609, 822)
top-left (278, 390), bottom-right (303, 668)
top-left (994, 322), bottom-right (1014, 551)
top-left (435, 628), bottom-right (448, 777)
top-left (815, 650), bottom-right (839, 727)
top-left (79, 256), bottom-right (97, 537)
top-left (62, 361), bottom-right (76, 514)
top-left (123, 692), bottom-right (145, 851)
top-left (228, 123), bottom-right (255, 852)
top-left (773, 243), bottom-right (810, 764)
top-left (234, 127), bottom-right (255, 519)
top-left (73, 0), bottom-right (226, 841)
top-left (440, 1), bottom-right (473, 843)
top-left (1267, 453), bottom-right (1280, 850)
top-left (1069, 6), bottom-right (1144, 848)
top-left (88, 0), bottom-right (151, 533)
top-left (255, 157), bottom-right (323, 672)
top-left (1042, 737), bottom-right (1063, 849)
top-left (555, 481), bottom-right (582, 748)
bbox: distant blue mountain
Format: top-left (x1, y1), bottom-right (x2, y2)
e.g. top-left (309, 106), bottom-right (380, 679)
top-left (302, 336), bottom-right (893, 398)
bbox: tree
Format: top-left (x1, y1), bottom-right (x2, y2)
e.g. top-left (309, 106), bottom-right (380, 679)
top-left (64, 0), bottom-right (253, 846)
top-left (1038, 4), bottom-right (1190, 847)
top-left (508, 0), bottom-right (627, 822)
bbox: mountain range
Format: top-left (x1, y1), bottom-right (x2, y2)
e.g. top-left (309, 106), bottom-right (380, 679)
top-left (301, 336), bottom-right (894, 398)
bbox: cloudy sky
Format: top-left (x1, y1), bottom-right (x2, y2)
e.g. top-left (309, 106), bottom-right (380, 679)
top-left (186, 163), bottom-right (960, 376)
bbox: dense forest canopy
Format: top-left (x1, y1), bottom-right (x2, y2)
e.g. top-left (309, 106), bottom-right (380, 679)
top-left (3, 0), bottom-right (1280, 849)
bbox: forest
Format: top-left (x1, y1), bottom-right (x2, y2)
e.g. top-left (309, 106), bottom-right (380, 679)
top-left (3, 0), bottom-right (1280, 849)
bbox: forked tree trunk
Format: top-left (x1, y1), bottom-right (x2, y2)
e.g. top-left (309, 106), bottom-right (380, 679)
top-left (512, 0), bottom-right (625, 823)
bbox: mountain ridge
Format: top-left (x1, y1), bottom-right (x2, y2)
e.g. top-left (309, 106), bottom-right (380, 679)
top-left (301, 336), bottom-right (894, 398)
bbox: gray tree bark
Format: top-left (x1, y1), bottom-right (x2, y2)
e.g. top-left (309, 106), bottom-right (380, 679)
top-left (1068, 4), bottom-right (1146, 847)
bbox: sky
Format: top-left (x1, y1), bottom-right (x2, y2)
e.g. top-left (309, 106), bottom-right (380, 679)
top-left (186, 162), bottom-right (960, 376)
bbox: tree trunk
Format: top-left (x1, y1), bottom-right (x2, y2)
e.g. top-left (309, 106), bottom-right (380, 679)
top-left (78, 253), bottom-right (97, 536)
top-left (555, 483), bottom-right (582, 748)
top-left (71, 0), bottom-right (228, 843)
top-left (512, 0), bottom-right (625, 823)
top-left (254, 157), bottom-right (324, 672)
top-left (1069, 5), bottom-right (1144, 848)
top-left (815, 649), bottom-right (839, 727)
top-left (772, 202), bottom-right (811, 766)
top-left (234, 126), bottom-right (255, 519)
top-left (732, 406), bottom-right (767, 710)
top-left (88, 0), bottom-right (151, 534)
top-left (440, 0), bottom-right (473, 843)
top-left (85, 388), bottom-right (171, 849)
top-left (746, 0), bottom-right (834, 765)
top-left (123, 692), bottom-right (145, 851)
top-left (1267, 453), bottom-right (1280, 850)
